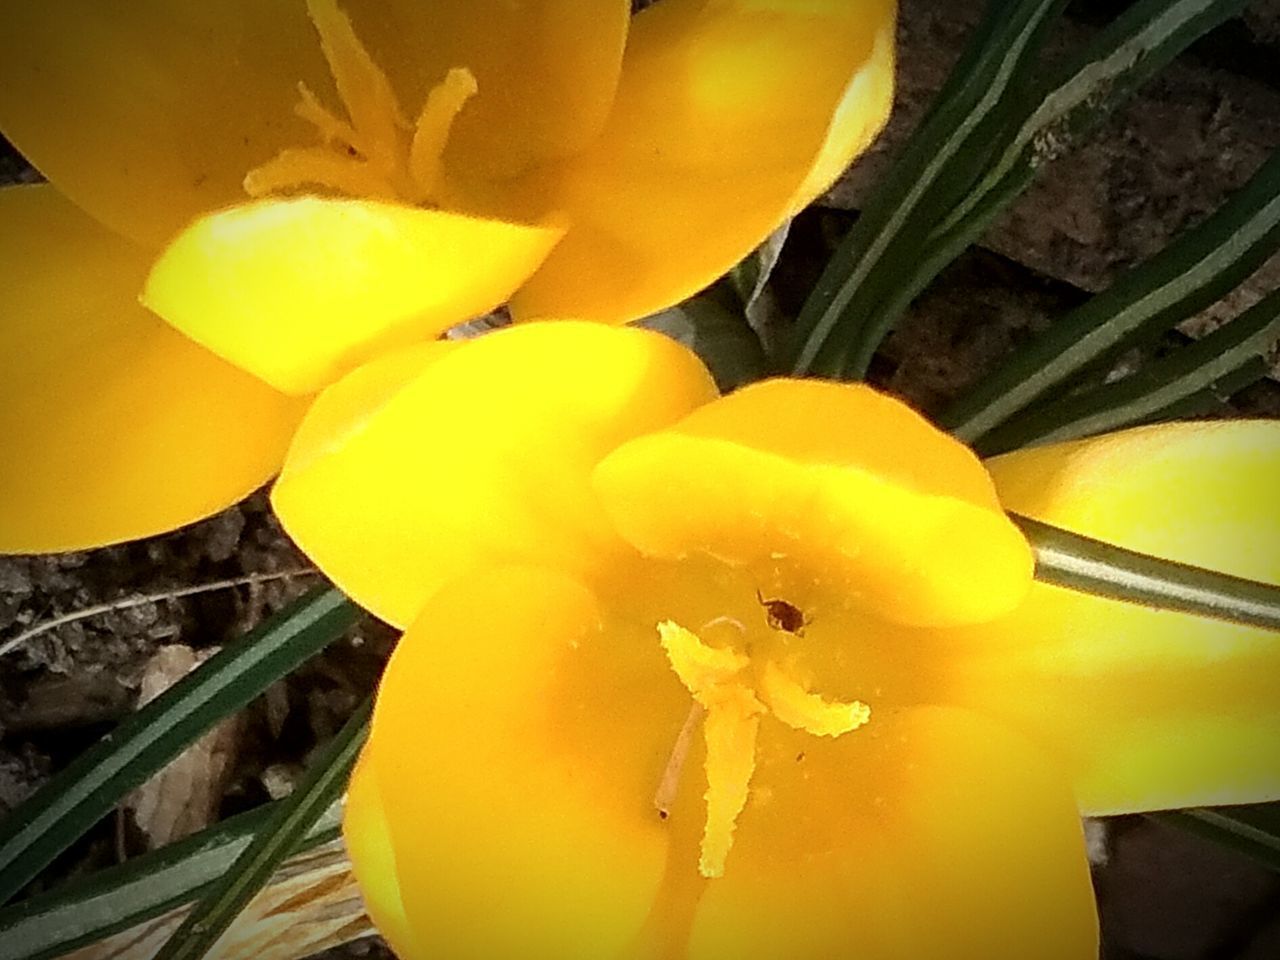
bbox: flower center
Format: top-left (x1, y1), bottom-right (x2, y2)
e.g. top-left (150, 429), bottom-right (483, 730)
top-left (656, 611), bottom-right (871, 879)
top-left (244, 0), bottom-right (476, 205)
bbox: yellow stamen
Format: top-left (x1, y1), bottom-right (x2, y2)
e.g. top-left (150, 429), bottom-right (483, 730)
top-left (304, 0), bottom-right (407, 167)
top-left (657, 620), bottom-right (749, 693)
top-left (758, 660), bottom-right (871, 737)
top-left (244, 0), bottom-right (476, 206)
top-left (409, 68), bottom-right (479, 203)
top-left (243, 147), bottom-right (399, 200)
top-left (294, 81), bottom-right (359, 149)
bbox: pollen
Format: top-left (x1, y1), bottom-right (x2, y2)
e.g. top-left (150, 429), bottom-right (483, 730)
top-left (656, 618), bottom-right (871, 878)
top-left (244, 0), bottom-right (476, 206)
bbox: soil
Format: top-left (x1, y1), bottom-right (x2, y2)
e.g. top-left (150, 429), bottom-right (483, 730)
top-left (3, 2), bottom-right (1280, 958)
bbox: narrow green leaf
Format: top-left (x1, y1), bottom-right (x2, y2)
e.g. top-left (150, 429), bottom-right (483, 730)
top-left (810, 0), bottom-right (1252, 380)
top-left (823, 166), bottom-right (1032, 379)
top-left (1153, 805), bottom-right (1280, 873)
top-left (976, 288), bottom-right (1280, 455)
top-left (1017, 514), bottom-right (1280, 631)
top-left (943, 146), bottom-right (1280, 442)
top-left (786, 0), bottom-right (1069, 376)
top-left (0, 586), bottom-right (357, 906)
top-left (153, 697), bottom-right (370, 960)
top-left (1139, 356), bottom-right (1272, 422)
top-left (0, 804), bottom-right (341, 960)
top-left (939, 0), bottom-right (1250, 242)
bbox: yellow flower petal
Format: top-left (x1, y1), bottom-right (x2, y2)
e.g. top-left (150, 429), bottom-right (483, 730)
top-left (0, 184), bottom-right (306, 552)
top-left (0, 0), bottom-right (328, 245)
top-left (271, 322), bottom-right (719, 627)
top-left (343, 750), bottom-right (421, 960)
top-left (509, 0), bottom-right (896, 323)
top-left (593, 379), bottom-right (1033, 627)
top-left (949, 420), bottom-right (1280, 813)
top-left (363, 566), bottom-right (677, 959)
top-left (142, 197), bottom-right (564, 395)
top-left (686, 706), bottom-right (1096, 960)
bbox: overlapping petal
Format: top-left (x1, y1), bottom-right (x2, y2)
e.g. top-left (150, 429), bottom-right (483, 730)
top-left (271, 322), bottom-right (719, 626)
top-left (510, 0), bottom-right (897, 323)
top-left (343, 750), bottom-right (420, 959)
top-left (594, 378), bottom-right (1032, 627)
top-left (0, 185), bottom-right (306, 552)
top-left (364, 566), bottom-right (678, 959)
top-left (16, 0), bottom-right (894, 433)
top-left (945, 420), bottom-right (1280, 814)
top-left (142, 197), bottom-right (564, 394)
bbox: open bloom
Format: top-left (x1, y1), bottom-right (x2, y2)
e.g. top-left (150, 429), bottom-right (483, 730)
top-left (273, 322), bottom-right (1279, 958)
top-left (0, 0), bottom-right (895, 552)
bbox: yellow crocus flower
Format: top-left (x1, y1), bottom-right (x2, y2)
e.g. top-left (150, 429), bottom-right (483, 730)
top-left (274, 321), bottom-right (1280, 959)
top-left (0, 0), bottom-right (895, 551)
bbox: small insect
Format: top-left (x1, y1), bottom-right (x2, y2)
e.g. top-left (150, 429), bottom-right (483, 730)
top-left (756, 589), bottom-right (808, 635)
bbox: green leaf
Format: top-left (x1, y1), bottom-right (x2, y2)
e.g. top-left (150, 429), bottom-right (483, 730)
top-left (943, 146), bottom-right (1280, 443)
top-left (152, 697), bottom-right (370, 960)
top-left (0, 586), bottom-right (358, 906)
top-left (975, 287), bottom-right (1280, 455)
top-left (786, 0), bottom-right (1070, 377)
top-left (1016, 514), bottom-right (1280, 631)
top-left (1154, 805), bottom-right (1280, 873)
top-left (640, 288), bottom-right (767, 392)
top-left (0, 803), bottom-right (341, 960)
top-left (798, 0), bottom-right (1252, 381)
top-left (1138, 356), bottom-right (1272, 422)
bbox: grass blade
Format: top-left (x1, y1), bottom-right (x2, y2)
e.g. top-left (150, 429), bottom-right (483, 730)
top-left (1016, 514), bottom-right (1280, 631)
top-left (786, 0), bottom-right (1069, 376)
top-left (939, 0), bottom-right (1250, 242)
top-left (943, 146), bottom-right (1280, 442)
top-left (811, 0), bottom-right (1252, 380)
top-left (1154, 805), bottom-right (1280, 873)
top-left (1139, 356), bottom-right (1272, 422)
top-left (976, 288), bottom-right (1280, 454)
top-left (0, 804), bottom-right (341, 960)
top-left (152, 697), bottom-right (370, 960)
top-left (823, 166), bottom-right (1033, 378)
top-left (0, 586), bottom-right (358, 906)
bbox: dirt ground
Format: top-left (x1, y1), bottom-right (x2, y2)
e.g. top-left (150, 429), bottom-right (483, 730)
top-left (2, 2), bottom-right (1279, 958)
